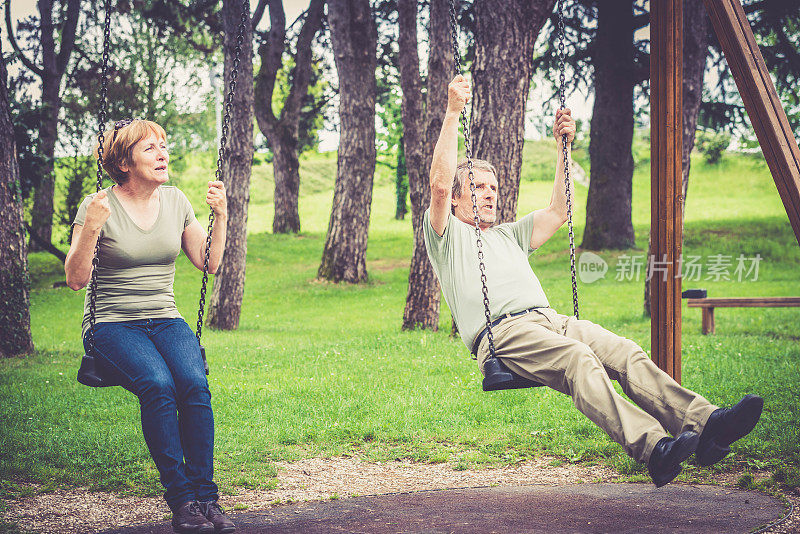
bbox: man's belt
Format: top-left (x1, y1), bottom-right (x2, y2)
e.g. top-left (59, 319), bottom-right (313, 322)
top-left (471, 307), bottom-right (545, 357)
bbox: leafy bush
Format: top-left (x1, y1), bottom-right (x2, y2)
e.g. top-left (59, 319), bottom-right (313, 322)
top-left (695, 130), bottom-right (731, 165)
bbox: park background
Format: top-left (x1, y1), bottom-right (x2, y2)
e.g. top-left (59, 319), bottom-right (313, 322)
top-left (1, 0), bottom-right (800, 530)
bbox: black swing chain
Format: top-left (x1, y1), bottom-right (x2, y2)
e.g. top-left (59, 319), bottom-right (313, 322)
top-left (195, 0), bottom-right (248, 345)
top-left (448, 0), bottom-right (495, 360)
top-left (86, 0), bottom-right (113, 357)
top-left (556, 0), bottom-right (580, 320)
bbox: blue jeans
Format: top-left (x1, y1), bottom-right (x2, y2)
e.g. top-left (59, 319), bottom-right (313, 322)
top-left (84, 318), bottom-right (218, 511)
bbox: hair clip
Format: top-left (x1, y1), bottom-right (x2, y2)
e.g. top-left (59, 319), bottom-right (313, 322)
top-left (111, 118), bottom-right (140, 145)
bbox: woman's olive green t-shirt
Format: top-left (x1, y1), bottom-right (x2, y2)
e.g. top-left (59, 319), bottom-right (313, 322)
top-left (73, 185), bottom-right (195, 336)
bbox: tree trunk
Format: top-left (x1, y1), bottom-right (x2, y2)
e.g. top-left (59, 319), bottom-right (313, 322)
top-left (395, 137), bottom-right (407, 220)
top-left (29, 83), bottom-right (57, 250)
top-left (318, 0), bottom-right (376, 283)
top-left (29, 0), bottom-right (60, 250)
top-left (581, 0), bottom-right (635, 250)
top-left (644, 0), bottom-right (710, 315)
top-left (471, 0), bottom-right (556, 224)
top-left (398, 0), bottom-right (447, 330)
top-left (206, 0), bottom-right (254, 330)
top-left (253, 0), bottom-right (325, 234)
top-left (678, 0), bottom-right (710, 213)
top-left (26, 0), bottom-right (80, 251)
top-left (0, 41), bottom-right (35, 357)
top-left (271, 130), bottom-right (301, 233)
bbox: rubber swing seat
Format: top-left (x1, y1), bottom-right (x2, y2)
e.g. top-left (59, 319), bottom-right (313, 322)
top-left (482, 356), bottom-right (543, 391)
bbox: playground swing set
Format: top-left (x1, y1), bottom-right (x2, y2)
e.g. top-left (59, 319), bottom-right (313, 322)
top-left (77, 0), bottom-right (800, 392)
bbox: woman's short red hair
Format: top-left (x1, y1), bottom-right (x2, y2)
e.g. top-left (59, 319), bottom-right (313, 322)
top-left (93, 119), bottom-right (166, 184)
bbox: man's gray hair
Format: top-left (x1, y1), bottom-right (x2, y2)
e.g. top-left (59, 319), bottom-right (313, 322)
top-left (452, 159), bottom-right (498, 200)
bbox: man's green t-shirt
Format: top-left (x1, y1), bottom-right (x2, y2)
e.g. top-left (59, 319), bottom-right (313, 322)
top-left (423, 209), bottom-right (549, 350)
top-left (73, 185), bottom-right (195, 336)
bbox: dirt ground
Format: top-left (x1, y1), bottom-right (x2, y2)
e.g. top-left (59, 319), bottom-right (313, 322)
top-left (3, 456), bottom-right (797, 533)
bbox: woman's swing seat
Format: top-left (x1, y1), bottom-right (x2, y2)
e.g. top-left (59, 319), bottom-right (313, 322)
top-left (78, 347), bottom-right (209, 388)
top-left (78, 353), bottom-right (117, 387)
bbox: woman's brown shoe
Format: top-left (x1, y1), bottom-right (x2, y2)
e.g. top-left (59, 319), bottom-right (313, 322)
top-left (171, 501), bottom-right (214, 534)
top-left (199, 500), bottom-right (236, 533)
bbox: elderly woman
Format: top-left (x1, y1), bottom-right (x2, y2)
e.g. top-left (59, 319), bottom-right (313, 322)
top-left (65, 119), bottom-right (235, 534)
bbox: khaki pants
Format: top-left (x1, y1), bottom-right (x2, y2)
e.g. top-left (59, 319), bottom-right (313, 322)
top-left (476, 307), bottom-right (718, 464)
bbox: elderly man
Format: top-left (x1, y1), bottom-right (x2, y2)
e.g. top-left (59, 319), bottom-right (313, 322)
top-left (423, 75), bottom-right (763, 487)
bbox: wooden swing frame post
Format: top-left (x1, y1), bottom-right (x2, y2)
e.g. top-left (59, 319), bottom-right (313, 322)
top-left (650, 0), bottom-right (682, 382)
top-left (650, 0), bottom-right (800, 383)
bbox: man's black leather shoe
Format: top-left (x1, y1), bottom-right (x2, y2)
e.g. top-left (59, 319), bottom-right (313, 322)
top-left (696, 394), bottom-right (763, 467)
top-left (648, 431), bottom-right (699, 488)
top-left (199, 500), bottom-right (236, 533)
top-left (172, 501), bottom-right (214, 534)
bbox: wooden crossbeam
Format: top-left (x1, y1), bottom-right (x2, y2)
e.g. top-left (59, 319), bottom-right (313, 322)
top-left (650, 0), bottom-right (683, 383)
top-left (703, 0), bottom-right (800, 247)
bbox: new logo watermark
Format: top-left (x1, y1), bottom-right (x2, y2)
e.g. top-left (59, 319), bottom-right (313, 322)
top-left (578, 252), bottom-right (608, 283)
top-left (575, 252), bottom-right (762, 284)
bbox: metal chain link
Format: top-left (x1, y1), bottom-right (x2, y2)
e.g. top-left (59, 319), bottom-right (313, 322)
top-left (86, 0), bottom-right (112, 356)
top-left (195, 0), bottom-right (248, 345)
top-left (448, 0), bottom-right (495, 359)
top-left (556, 0), bottom-right (580, 319)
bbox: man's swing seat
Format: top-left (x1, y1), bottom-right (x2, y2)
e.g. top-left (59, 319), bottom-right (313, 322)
top-left (449, 0), bottom-right (577, 393)
top-left (483, 356), bottom-right (544, 391)
top-left (469, 309), bottom-right (545, 391)
top-left (77, 0), bottom-right (246, 387)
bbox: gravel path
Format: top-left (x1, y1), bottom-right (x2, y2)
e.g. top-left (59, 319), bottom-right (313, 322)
top-left (2, 456), bottom-right (796, 533)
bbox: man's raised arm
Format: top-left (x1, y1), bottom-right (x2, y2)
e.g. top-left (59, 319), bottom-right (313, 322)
top-left (530, 108), bottom-right (576, 251)
top-left (429, 75), bottom-right (471, 237)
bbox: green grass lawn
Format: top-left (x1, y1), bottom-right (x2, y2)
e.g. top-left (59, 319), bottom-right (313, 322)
top-left (2, 142), bottom-right (799, 504)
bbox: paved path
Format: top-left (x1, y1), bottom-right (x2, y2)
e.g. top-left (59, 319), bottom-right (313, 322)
top-left (103, 483), bottom-right (787, 534)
